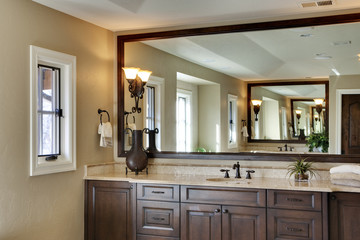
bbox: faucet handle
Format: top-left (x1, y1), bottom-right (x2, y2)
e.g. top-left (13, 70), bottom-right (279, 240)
top-left (290, 147), bottom-right (295, 152)
top-left (246, 170), bottom-right (255, 179)
top-left (220, 169), bottom-right (230, 178)
top-left (278, 147), bottom-right (283, 151)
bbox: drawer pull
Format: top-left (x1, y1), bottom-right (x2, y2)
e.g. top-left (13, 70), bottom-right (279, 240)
top-left (151, 191), bottom-right (165, 194)
top-left (152, 217), bottom-right (165, 221)
top-left (214, 209), bottom-right (221, 213)
top-left (286, 227), bottom-right (303, 232)
top-left (286, 197), bottom-right (303, 202)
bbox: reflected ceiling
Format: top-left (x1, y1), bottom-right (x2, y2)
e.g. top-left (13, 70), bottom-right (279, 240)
top-left (143, 22), bottom-right (360, 80)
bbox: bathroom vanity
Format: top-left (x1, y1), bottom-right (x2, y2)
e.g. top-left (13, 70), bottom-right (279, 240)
top-left (84, 172), bottom-right (360, 240)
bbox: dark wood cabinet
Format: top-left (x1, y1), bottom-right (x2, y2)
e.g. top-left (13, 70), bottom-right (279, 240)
top-left (85, 180), bottom-right (136, 240)
top-left (329, 192), bottom-right (360, 240)
top-left (222, 205), bottom-right (266, 240)
top-left (181, 203), bottom-right (222, 240)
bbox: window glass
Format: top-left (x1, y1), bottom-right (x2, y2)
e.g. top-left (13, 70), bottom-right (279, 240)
top-left (37, 65), bottom-right (60, 156)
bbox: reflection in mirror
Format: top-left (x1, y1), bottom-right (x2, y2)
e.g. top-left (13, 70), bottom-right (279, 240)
top-left (120, 19), bottom-right (360, 156)
top-left (249, 83), bottom-right (327, 141)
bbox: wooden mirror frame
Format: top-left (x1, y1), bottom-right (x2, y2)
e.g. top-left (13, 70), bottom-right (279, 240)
top-left (247, 81), bottom-right (329, 143)
top-left (117, 13), bottom-right (360, 162)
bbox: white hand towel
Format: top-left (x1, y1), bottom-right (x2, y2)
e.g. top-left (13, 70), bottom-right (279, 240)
top-left (127, 123), bottom-right (136, 130)
top-left (99, 122), bottom-right (112, 147)
top-left (241, 126), bottom-right (249, 137)
top-left (330, 164), bottom-right (360, 175)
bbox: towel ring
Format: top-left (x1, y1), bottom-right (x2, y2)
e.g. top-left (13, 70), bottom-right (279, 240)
top-left (98, 108), bottom-right (110, 125)
top-left (125, 111), bottom-right (135, 125)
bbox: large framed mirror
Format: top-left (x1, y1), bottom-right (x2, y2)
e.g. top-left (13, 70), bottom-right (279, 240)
top-left (117, 13), bottom-right (360, 162)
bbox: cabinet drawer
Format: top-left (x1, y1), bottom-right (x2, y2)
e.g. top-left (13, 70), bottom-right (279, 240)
top-left (181, 185), bottom-right (266, 207)
top-left (137, 235), bottom-right (179, 240)
top-left (267, 209), bottom-right (322, 240)
top-left (137, 184), bottom-right (179, 202)
top-left (137, 200), bottom-right (180, 237)
top-left (268, 190), bottom-right (322, 211)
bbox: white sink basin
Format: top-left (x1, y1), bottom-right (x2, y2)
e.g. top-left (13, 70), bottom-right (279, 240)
top-left (206, 178), bottom-right (251, 184)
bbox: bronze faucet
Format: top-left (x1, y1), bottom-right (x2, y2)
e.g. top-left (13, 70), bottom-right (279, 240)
top-left (233, 162), bottom-right (241, 178)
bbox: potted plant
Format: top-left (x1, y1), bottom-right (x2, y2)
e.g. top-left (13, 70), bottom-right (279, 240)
top-left (306, 132), bottom-right (329, 153)
top-left (287, 157), bottom-right (317, 181)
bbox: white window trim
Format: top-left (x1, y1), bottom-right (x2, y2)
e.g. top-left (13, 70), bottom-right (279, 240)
top-left (335, 89), bottom-right (360, 154)
top-left (30, 45), bottom-right (76, 176)
top-left (143, 76), bottom-right (165, 150)
top-left (177, 89), bottom-right (192, 152)
top-left (228, 94), bottom-right (238, 149)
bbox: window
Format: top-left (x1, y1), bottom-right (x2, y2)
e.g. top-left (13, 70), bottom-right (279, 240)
top-left (177, 90), bottom-right (192, 152)
top-left (228, 94), bottom-right (238, 149)
top-left (145, 86), bottom-right (155, 130)
top-left (30, 46), bottom-right (76, 176)
top-left (37, 65), bottom-right (61, 157)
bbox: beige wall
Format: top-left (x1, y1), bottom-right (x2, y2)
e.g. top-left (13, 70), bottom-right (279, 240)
top-left (0, 1), bottom-right (114, 239)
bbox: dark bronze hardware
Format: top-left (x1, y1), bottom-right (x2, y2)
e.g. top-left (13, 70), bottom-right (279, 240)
top-left (152, 217), bottom-right (165, 221)
top-left (233, 162), bottom-right (241, 178)
top-left (220, 169), bottom-right (230, 178)
top-left (151, 191), bottom-right (165, 194)
top-left (286, 227), bottom-right (303, 232)
top-left (222, 209), bottom-right (229, 214)
top-left (45, 155), bottom-right (57, 161)
top-left (330, 195), bottom-right (337, 200)
top-left (214, 209), bottom-right (221, 213)
top-left (246, 170), bottom-right (255, 179)
top-left (286, 197), bottom-right (303, 202)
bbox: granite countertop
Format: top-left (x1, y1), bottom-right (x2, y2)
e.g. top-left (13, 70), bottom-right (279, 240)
top-left (84, 172), bottom-right (360, 193)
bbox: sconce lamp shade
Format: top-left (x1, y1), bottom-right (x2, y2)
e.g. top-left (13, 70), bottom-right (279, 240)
top-left (123, 67), bottom-right (140, 79)
top-left (137, 70), bottom-right (152, 82)
top-left (295, 109), bottom-right (302, 115)
top-left (251, 99), bottom-right (262, 121)
top-left (295, 109), bottom-right (302, 124)
top-left (251, 99), bottom-right (262, 106)
top-left (314, 98), bottom-right (324, 105)
top-left (314, 98), bottom-right (324, 114)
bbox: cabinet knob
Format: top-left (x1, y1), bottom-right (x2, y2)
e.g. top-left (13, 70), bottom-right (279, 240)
top-left (222, 209), bottom-right (229, 214)
top-left (331, 195), bottom-right (337, 200)
top-left (214, 209), bottom-right (221, 213)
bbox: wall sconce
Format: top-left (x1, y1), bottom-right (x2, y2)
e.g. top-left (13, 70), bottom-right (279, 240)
top-left (295, 109), bottom-right (302, 124)
top-left (251, 99), bottom-right (262, 121)
top-left (314, 98), bottom-right (324, 115)
top-left (314, 114), bottom-right (319, 122)
top-left (123, 67), bottom-right (152, 113)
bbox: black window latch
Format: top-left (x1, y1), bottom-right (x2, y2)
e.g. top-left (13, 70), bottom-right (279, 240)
top-left (55, 108), bottom-right (63, 117)
top-left (45, 155), bottom-right (58, 161)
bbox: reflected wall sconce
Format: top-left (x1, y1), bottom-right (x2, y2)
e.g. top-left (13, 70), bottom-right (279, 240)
top-left (314, 114), bottom-right (319, 122)
top-left (123, 67), bottom-right (152, 113)
top-left (251, 99), bottom-right (262, 121)
top-left (314, 98), bottom-right (324, 115)
top-left (295, 109), bottom-right (302, 124)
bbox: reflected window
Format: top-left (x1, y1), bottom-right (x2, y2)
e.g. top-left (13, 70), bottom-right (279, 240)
top-left (177, 90), bottom-right (191, 152)
top-left (228, 94), bottom-right (238, 149)
top-left (37, 65), bottom-right (61, 157)
top-left (145, 86), bottom-right (155, 130)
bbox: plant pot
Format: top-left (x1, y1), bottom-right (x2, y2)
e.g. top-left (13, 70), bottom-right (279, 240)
top-left (295, 173), bottom-right (309, 182)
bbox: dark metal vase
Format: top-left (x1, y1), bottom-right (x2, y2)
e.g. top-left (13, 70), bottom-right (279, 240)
top-left (144, 128), bottom-right (159, 152)
top-left (125, 129), bottom-right (148, 174)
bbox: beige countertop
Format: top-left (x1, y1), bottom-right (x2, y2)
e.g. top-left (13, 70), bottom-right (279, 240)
top-left (84, 172), bottom-right (360, 193)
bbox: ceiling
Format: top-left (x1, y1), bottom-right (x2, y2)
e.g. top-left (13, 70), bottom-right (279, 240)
top-left (142, 22), bottom-right (360, 80)
top-left (33, 0), bottom-right (360, 32)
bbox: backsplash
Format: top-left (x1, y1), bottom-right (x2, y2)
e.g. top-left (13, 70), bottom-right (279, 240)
top-left (85, 157), bottom-right (347, 181)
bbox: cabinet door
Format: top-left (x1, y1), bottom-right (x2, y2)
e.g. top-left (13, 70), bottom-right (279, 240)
top-left (85, 180), bottom-right (135, 240)
top-left (329, 192), bottom-right (360, 240)
top-left (222, 206), bottom-right (266, 240)
top-left (181, 203), bottom-right (221, 240)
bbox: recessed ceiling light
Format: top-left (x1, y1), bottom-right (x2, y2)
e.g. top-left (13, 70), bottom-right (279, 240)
top-left (315, 53), bottom-right (332, 60)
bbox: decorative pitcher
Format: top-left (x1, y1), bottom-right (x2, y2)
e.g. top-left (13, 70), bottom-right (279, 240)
top-left (144, 128), bottom-right (159, 152)
top-left (125, 129), bottom-right (148, 174)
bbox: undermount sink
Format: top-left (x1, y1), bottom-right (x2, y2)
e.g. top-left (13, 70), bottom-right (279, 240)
top-left (206, 178), bottom-right (251, 184)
